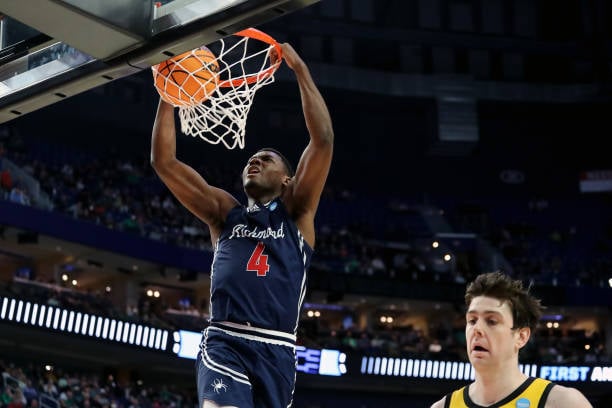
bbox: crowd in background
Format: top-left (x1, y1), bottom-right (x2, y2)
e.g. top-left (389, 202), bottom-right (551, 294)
top-left (0, 134), bottom-right (610, 367)
top-left (2, 135), bottom-right (610, 289)
top-left (0, 357), bottom-right (191, 408)
top-left (1, 273), bottom-right (607, 366)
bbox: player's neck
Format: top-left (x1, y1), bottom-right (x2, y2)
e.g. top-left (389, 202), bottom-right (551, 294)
top-left (247, 194), bottom-right (279, 208)
top-left (248, 196), bottom-right (278, 207)
top-left (471, 366), bottom-right (528, 405)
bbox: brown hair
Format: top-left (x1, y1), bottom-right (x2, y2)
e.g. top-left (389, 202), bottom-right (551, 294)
top-left (465, 271), bottom-right (544, 332)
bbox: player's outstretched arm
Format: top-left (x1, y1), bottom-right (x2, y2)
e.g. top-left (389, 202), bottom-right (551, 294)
top-left (150, 99), bottom-right (238, 240)
top-left (546, 385), bottom-right (592, 408)
top-left (279, 43), bottom-right (334, 247)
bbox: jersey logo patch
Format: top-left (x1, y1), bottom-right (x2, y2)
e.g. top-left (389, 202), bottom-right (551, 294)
top-left (516, 398), bottom-right (530, 408)
top-left (211, 378), bottom-right (228, 394)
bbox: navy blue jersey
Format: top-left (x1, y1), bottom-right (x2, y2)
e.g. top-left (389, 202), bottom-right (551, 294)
top-left (209, 198), bottom-right (313, 334)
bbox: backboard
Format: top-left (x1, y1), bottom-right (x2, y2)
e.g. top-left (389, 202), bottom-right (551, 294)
top-left (0, 0), bottom-right (318, 124)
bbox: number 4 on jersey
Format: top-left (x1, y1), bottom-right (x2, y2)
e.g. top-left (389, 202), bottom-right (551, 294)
top-left (247, 242), bottom-right (270, 276)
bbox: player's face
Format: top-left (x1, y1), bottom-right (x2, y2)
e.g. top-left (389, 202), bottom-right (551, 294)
top-left (465, 296), bottom-right (528, 371)
top-left (242, 151), bottom-right (289, 193)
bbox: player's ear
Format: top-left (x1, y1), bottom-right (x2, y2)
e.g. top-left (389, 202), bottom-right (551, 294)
top-left (282, 176), bottom-right (292, 187)
top-left (516, 327), bottom-right (530, 349)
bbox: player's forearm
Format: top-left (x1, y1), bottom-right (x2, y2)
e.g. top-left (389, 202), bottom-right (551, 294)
top-left (294, 65), bottom-right (334, 146)
top-left (151, 99), bottom-right (178, 171)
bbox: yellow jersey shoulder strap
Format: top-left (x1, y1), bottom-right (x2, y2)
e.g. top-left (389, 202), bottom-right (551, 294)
top-left (509, 377), bottom-right (554, 408)
top-left (445, 378), bottom-right (555, 408)
top-left (445, 386), bottom-right (467, 408)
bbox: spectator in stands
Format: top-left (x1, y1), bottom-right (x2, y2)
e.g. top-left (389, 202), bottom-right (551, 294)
top-left (8, 183), bottom-right (30, 206)
top-left (21, 380), bottom-right (38, 404)
top-left (40, 377), bottom-right (58, 398)
top-left (7, 389), bottom-right (26, 408)
top-left (430, 271), bottom-right (592, 408)
top-left (0, 168), bottom-right (12, 198)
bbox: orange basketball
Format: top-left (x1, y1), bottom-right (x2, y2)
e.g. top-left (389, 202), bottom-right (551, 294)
top-left (152, 47), bottom-right (219, 106)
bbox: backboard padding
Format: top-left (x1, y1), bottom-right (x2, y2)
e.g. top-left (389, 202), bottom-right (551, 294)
top-left (0, 0), bottom-right (319, 125)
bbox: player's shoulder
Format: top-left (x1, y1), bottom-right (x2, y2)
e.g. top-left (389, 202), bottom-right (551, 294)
top-left (545, 384), bottom-right (592, 408)
top-left (429, 396), bottom-right (446, 408)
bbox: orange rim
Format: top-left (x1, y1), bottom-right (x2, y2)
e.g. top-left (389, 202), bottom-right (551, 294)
top-left (217, 27), bottom-right (282, 88)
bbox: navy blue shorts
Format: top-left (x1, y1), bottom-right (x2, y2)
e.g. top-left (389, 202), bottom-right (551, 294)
top-left (196, 322), bottom-right (297, 408)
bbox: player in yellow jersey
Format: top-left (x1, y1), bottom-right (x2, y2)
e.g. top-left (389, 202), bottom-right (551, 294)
top-left (430, 271), bottom-right (592, 408)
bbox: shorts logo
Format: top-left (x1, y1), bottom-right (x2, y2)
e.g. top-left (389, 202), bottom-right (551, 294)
top-left (211, 378), bottom-right (228, 394)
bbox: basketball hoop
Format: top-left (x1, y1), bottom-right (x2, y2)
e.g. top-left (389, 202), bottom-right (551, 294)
top-left (172, 28), bottom-right (282, 150)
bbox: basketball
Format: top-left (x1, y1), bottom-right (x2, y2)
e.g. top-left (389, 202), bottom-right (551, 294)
top-left (152, 47), bottom-right (219, 106)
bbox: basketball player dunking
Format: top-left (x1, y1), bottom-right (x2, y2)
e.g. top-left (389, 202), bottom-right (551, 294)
top-left (430, 272), bottom-right (592, 408)
top-left (151, 43), bottom-right (333, 408)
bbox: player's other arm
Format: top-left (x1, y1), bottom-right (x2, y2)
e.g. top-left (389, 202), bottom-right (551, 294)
top-left (430, 397), bottom-right (446, 408)
top-left (280, 43), bottom-right (334, 247)
top-left (545, 385), bottom-right (592, 408)
top-left (150, 99), bottom-right (238, 239)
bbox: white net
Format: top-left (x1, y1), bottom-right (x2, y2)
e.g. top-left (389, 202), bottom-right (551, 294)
top-left (177, 30), bottom-right (281, 150)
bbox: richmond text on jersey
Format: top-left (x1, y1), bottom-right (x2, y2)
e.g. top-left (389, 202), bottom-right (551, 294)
top-left (209, 198), bottom-right (313, 335)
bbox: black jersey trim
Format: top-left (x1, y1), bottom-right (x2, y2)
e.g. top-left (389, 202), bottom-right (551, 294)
top-left (537, 382), bottom-right (555, 408)
top-left (462, 377), bottom-right (536, 408)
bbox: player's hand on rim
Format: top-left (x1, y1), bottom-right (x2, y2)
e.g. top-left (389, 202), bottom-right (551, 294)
top-left (278, 43), bottom-right (305, 71)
